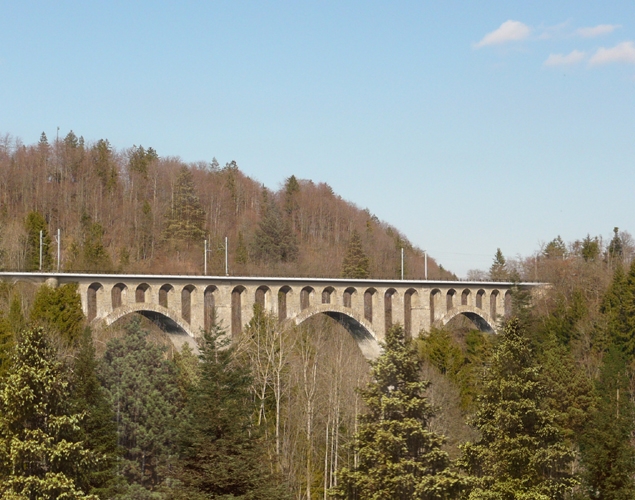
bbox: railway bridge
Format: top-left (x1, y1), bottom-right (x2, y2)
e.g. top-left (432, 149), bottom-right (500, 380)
top-left (0, 273), bottom-right (539, 359)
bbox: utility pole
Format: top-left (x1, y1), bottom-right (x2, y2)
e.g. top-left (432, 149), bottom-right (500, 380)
top-left (225, 236), bottom-right (229, 276)
top-left (204, 237), bottom-right (229, 276)
top-left (401, 247), bottom-right (404, 280)
top-left (56, 228), bottom-right (61, 272)
top-left (204, 239), bottom-right (208, 275)
top-left (39, 230), bottom-right (43, 271)
top-left (424, 251), bottom-right (428, 280)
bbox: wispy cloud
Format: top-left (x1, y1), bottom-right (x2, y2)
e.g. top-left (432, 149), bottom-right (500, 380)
top-left (544, 50), bottom-right (586, 67)
top-left (589, 41), bottom-right (635, 65)
top-left (576, 24), bottom-right (620, 38)
top-left (474, 20), bottom-right (531, 48)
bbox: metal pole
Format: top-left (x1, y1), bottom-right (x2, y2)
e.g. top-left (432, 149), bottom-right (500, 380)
top-left (204, 239), bottom-right (207, 275)
top-left (424, 251), bottom-right (428, 280)
top-left (39, 230), bottom-right (43, 271)
top-left (57, 228), bottom-right (60, 272)
top-left (401, 248), bottom-right (404, 280)
top-left (225, 236), bottom-right (228, 276)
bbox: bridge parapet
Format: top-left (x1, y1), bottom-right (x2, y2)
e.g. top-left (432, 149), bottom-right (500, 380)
top-left (0, 272), bottom-right (542, 358)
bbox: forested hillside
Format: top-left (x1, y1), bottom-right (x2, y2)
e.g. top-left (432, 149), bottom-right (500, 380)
top-left (0, 131), bottom-right (453, 279)
top-left (3, 130), bottom-right (635, 499)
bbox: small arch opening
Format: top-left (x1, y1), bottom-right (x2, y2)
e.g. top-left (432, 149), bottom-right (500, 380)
top-left (87, 282), bottom-right (103, 322)
top-left (430, 289), bottom-right (441, 323)
top-left (232, 286), bottom-right (246, 337)
top-left (385, 288), bottom-right (397, 332)
top-left (255, 286), bottom-right (270, 310)
top-left (159, 284), bottom-right (173, 308)
top-left (322, 286), bottom-right (335, 304)
top-left (204, 285), bottom-right (217, 331)
top-left (278, 286), bottom-right (291, 321)
top-left (136, 283), bottom-right (150, 303)
top-left (343, 287), bottom-right (356, 308)
top-left (446, 289), bottom-right (456, 311)
top-left (476, 289), bottom-right (485, 309)
top-left (111, 283), bottom-right (126, 309)
top-left (461, 289), bottom-right (470, 306)
top-left (301, 286), bottom-right (314, 311)
top-left (364, 288), bottom-right (376, 322)
top-left (404, 288), bottom-right (417, 340)
top-left (490, 290), bottom-right (500, 319)
top-left (181, 285), bottom-right (195, 324)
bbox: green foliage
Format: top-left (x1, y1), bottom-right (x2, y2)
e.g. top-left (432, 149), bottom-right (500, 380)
top-left (0, 311), bottom-right (13, 377)
top-left (252, 192), bottom-right (298, 263)
top-left (284, 174), bottom-right (300, 216)
top-left (608, 227), bottom-right (623, 266)
top-left (418, 328), bottom-right (492, 411)
top-left (341, 230), bottom-right (370, 279)
top-left (70, 329), bottom-right (122, 498)
top-left (235, 230), bottom-right (248, 265)
top-left (164, 167), bottom-right (206, 244)
top-left (24, 210), bottom-right (53, 271)
top-left (66, 213), bottom-right (114, 272)
top-left (489, 248), bottom-right (508, 281)
top-left (30, 283), bottom-right (85, 345)
top-left (129, 145), bottom-right (158, 179)
top-left (459, 318), bottom-right (576, 500)
top-left (600, 261), bottom-right (635, 357)
top-left (176, 324), bottom-right (288, 499)
top-left (540, 289), bottom-right (588, 346)
top-left (92, 139), bottom-right (118, 192)
top-left (579, 346), bottom-right (635, 499)
top-left (581, 234), bottom-right (600, 262)
top-left (333, 325), bottom-right (464, 500)
top-left (543, 236), bottom-right (567, 259)
top-left (99, 319), bottom-right (183, 492)
top-left (8, 294), bottom-right (25, 334)
top-left (0, 327), bottom-right (96, 499)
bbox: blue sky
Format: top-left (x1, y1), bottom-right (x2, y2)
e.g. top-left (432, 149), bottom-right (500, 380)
top-left (1, 1), bottom-right (634, 277)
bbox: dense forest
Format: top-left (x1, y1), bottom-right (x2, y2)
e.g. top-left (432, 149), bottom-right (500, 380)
top-left (0, 131), bottom-right (453, 280)
top-left (2, 132), bottom-right (635, 499)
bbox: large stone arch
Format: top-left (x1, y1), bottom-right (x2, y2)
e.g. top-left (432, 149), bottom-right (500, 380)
top-left (97, 302), bottom-right (198, 352)
top-left (432, 304), bottom-right (497, 334)
top-left (293, 303), bottom-right (381, 360)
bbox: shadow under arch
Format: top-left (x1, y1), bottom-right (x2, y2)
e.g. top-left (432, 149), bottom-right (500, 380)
top-left (292, 304), bottom-right (381, 360)
top-left (96, 302), bottom-right (199, 353)
top-left (432, 304), bottom-right (497, 334)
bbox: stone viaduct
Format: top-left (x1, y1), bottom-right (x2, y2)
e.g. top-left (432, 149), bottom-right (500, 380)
top-left (0, 273), bottom-right (539, 359)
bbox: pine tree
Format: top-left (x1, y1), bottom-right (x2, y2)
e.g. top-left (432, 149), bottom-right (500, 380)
top-left (332, 324), bottom-right (464, 500)
top-left (99, 319), bottom-right (183, 492)
top-left (579, 345), bottom-right (635, 499)
top-left (0, 311), bottom-right (13, 378)
top-left (252, 192), bottom-right (298, 263)
top-left (0, 327), bottom-right (96, 499)
top-left (341, 230), bottom-right (370, 279)
top-left (164, 166), bottom-right (206, 244)
top-left (236, 231), bottom-right (248, 265)
top-left (70, 328), bottom-right (121, 498)
top-left (30, 282), bottom-right (85, 345)
top-left (175, 324), bottom-right (289, 499)
top-left (608, 227), bottom-right (624, 267)
top-left (24, 211), bottom-right (53, 271)
top-left (600, 260), bottom-right (635, 357)
top-left (459, 318), bottom-right (576, 500)
top-left (489, 248), bottom-right (508, 281)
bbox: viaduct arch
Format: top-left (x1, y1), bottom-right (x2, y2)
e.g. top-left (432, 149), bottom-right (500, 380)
top-left (0, 273), bottom-right (540, 360)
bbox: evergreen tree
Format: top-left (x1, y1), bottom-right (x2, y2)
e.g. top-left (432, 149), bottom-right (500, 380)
top-left (70, 328), bottom-right (122, 498)
top-left (489, 248), bottom-right (508, 281)
top-left (608, 227), bottom-right (623, 267)
top-left (164, 166), bottom-right (206, 244)
top-left (92, 139), bottom-right (118, 192)
top-left (252, 192), bottom-right (298, 263)
top-left (99, 319), bottom-right (183, 492)
top-left (0, 311), bottom-right (13, 378)
top-left (175, 324), bottom-right (289, 499)
top-left (332, 324), bottom-right (464, 500)
top-left (459, 318), bottom-right (576, 500)
top-left (579, 346), bottom-right (635, 500)
top-left (128, 145), bottom-right (158, 179)
top-left (235, 231), bottom-right (248, 265)
top-left (24, 210), bottom-right (53, 271)
top-left (341, 230), bottom-right (370, 279)
top-left (581, 234), bottom-right (600, 262)
top-left (0, 327), bottom-right (96, 499)
top-left (600, 260), bottom-right (635, 357)
top-left (543, 236), bottom-right (566, 259)
top-left (30, 282), bottom-right (85, 345)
